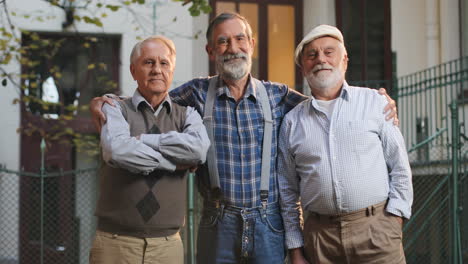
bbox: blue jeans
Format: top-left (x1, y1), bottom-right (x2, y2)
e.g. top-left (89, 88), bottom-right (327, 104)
top-left (197, 202), bottom-right (286, 264)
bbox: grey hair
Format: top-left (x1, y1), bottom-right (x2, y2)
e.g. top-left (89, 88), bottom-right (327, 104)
top-left (129, 35), bottom-right (176, 65)
top-left (206, 12), bottom-right (253, 45)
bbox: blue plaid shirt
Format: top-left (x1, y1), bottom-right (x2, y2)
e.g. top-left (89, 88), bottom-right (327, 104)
top-left (170, 76), bottom-right (307, 207)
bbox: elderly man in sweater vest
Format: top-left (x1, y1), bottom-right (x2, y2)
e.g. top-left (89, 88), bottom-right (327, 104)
top-left (89, 36), bottom-right (210, 264)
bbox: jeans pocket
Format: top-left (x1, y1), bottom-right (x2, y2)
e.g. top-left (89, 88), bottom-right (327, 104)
top-left (199, 211), bottom-right (219, 228)
top-left (265, 213), bottom-right (285, 233)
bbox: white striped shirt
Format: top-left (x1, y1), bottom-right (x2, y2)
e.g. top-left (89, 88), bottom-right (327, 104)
top-left (278, 82), bottom-right (413, 249)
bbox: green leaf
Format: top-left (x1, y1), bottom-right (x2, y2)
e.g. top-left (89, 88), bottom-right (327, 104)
top-left (201, 4), bottom-right (212, 13)
top-left (83, 16), bottom-right (103, 27)
top-left (189, 8), bottom-right (200, 17)
top-left (1, 53), bottom-right (12, 64)
top-left (105, 4), bottom-right (121, 11)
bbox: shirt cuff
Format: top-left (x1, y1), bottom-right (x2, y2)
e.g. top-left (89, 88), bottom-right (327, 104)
top-left (285, 229), bottom-right (305, 249)
top-left (386, 199), bottom-right (412, 219)
top-left (157, 157), bottom-right (177, 172)
top-left (140, 134), bottom-right (161, 150)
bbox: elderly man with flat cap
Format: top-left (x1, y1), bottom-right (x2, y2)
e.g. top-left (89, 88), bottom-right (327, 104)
top-left (278, 25), bottom-right (413, 264)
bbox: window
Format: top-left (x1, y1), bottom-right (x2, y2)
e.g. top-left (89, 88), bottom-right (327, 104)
top-left (335, 0), bottom-right (393, 90)
top-left (21, 32), bottom-right (121, 119)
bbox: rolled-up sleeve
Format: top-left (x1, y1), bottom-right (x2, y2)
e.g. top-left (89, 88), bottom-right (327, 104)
top-left (278, 116), bottom-right (305, 249)
top-left (140, 106), bottom-right (210, 165)
top-left (100, 100), bottom-right (176, 174)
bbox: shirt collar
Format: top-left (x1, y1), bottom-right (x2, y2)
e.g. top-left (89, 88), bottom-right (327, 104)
top-left (309, 80), bottom-right (350, 102)
top-left (132, 89), bottom-right (172, 113)
top-left (216, 74), bottom-right (257, 101)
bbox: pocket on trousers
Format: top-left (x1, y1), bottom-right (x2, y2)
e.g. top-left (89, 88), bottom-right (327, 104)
top-left (265, 213), bottom-right (285, 233)
top-left (369, 212), bottom-right (402, 249)
top-left (199, 211), bottom-right (219, 228)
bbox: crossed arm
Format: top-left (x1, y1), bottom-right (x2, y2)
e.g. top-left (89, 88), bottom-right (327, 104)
top-left (101, 99), bottom-right (210, 174)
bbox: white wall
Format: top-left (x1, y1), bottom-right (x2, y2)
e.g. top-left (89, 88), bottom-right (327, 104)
top-left (392, 0), bottom-right (460, 77)
top-left (191, 13), bottom-right (210, 79)
top-left (303, 0), bottom-right (336, 33)
top-left (392, 0), bottom-right (428, 77)
top-left (439, 0), bottom-right (460, 62)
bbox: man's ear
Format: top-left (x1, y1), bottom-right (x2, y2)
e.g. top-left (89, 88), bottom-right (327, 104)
top-left (130, 64), bottom-right (136, 81)
top-left (343, 54), bottom-right (349, 72)
top-left (250, 37), bottom-right (256, 51)
top-left (206, 44), bottom-right (216, 61)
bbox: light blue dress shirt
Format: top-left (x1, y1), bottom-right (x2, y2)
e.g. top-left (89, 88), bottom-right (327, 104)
top-left (101, 89), bottom-right (210, 175)
top-left (278, 82), bottom-right (413, 249)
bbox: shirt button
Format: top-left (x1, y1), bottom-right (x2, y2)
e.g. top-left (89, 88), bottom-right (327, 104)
top-left (242, 154), bottom-right (245, 158)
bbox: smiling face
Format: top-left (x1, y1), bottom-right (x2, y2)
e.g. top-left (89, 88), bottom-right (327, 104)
top-left (130, 39), bottom-right (175, 99)
top-left (301, 36), bottom-right (348, 94)
top-left (206, 18), bottom-right (255, 81)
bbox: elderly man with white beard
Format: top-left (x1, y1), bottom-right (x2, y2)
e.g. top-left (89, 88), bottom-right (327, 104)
top-left (90, 14), bottom-right (400, 263)
top-left (278, 25), bottom-right (413, 264)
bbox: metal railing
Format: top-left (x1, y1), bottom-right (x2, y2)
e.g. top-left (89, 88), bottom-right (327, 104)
top-left (393, 56), bottom-right (468, 264)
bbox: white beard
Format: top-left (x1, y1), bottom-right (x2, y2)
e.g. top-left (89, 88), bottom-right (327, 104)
top-left (306, 64), bottom-right (344, 93)
top-left (216, 52), bottom-right (252, 81)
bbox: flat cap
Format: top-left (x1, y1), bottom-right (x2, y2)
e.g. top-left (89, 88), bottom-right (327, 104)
top-left (294, 24), bottom-right (344, 66)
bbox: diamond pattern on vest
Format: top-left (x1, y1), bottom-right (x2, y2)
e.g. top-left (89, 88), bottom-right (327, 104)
top-left (136, 191), bottom-right (160, 223)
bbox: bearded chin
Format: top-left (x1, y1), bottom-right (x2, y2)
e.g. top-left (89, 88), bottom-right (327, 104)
top-left (306, 68), bottom-right (344, 90)
top-left (217, 58), bottom-right (252, 81)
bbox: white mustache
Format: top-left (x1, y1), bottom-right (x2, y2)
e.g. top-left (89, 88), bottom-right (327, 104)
top-left (312, 64), bottom-right (333, 72)
top-left (222, 53), bottom-right (248, 62)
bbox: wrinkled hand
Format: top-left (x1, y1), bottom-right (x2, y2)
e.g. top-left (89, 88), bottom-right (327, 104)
top-left (90, 96), bottom-right (115, 133)
top-left (289, 248), bottom-right (310, 264)
top-left (395, 216), bottom-right (404, 227)
top-left (378, 88), bottom-right (399, 126)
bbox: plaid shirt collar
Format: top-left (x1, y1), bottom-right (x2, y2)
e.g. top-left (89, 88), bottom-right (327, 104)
top-left (215, 74), bottom-right (258, 102)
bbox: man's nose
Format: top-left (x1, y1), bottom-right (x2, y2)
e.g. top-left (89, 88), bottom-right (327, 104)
top-left (316, 52), bottom-right (327, 63)
top-left (226, 40), bottom-right (240, 53)
top-left (150, 63), bottom-right (162, 74)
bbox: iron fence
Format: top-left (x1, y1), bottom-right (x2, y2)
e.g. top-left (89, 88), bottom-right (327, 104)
top-left (394, 56), bottom-right (468, 264)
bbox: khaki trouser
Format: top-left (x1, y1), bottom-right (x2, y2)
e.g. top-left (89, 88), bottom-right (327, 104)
top-left (304, 201), bottom-right (406, 264)
top-left (89, 230), bottom-right (183, 264)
